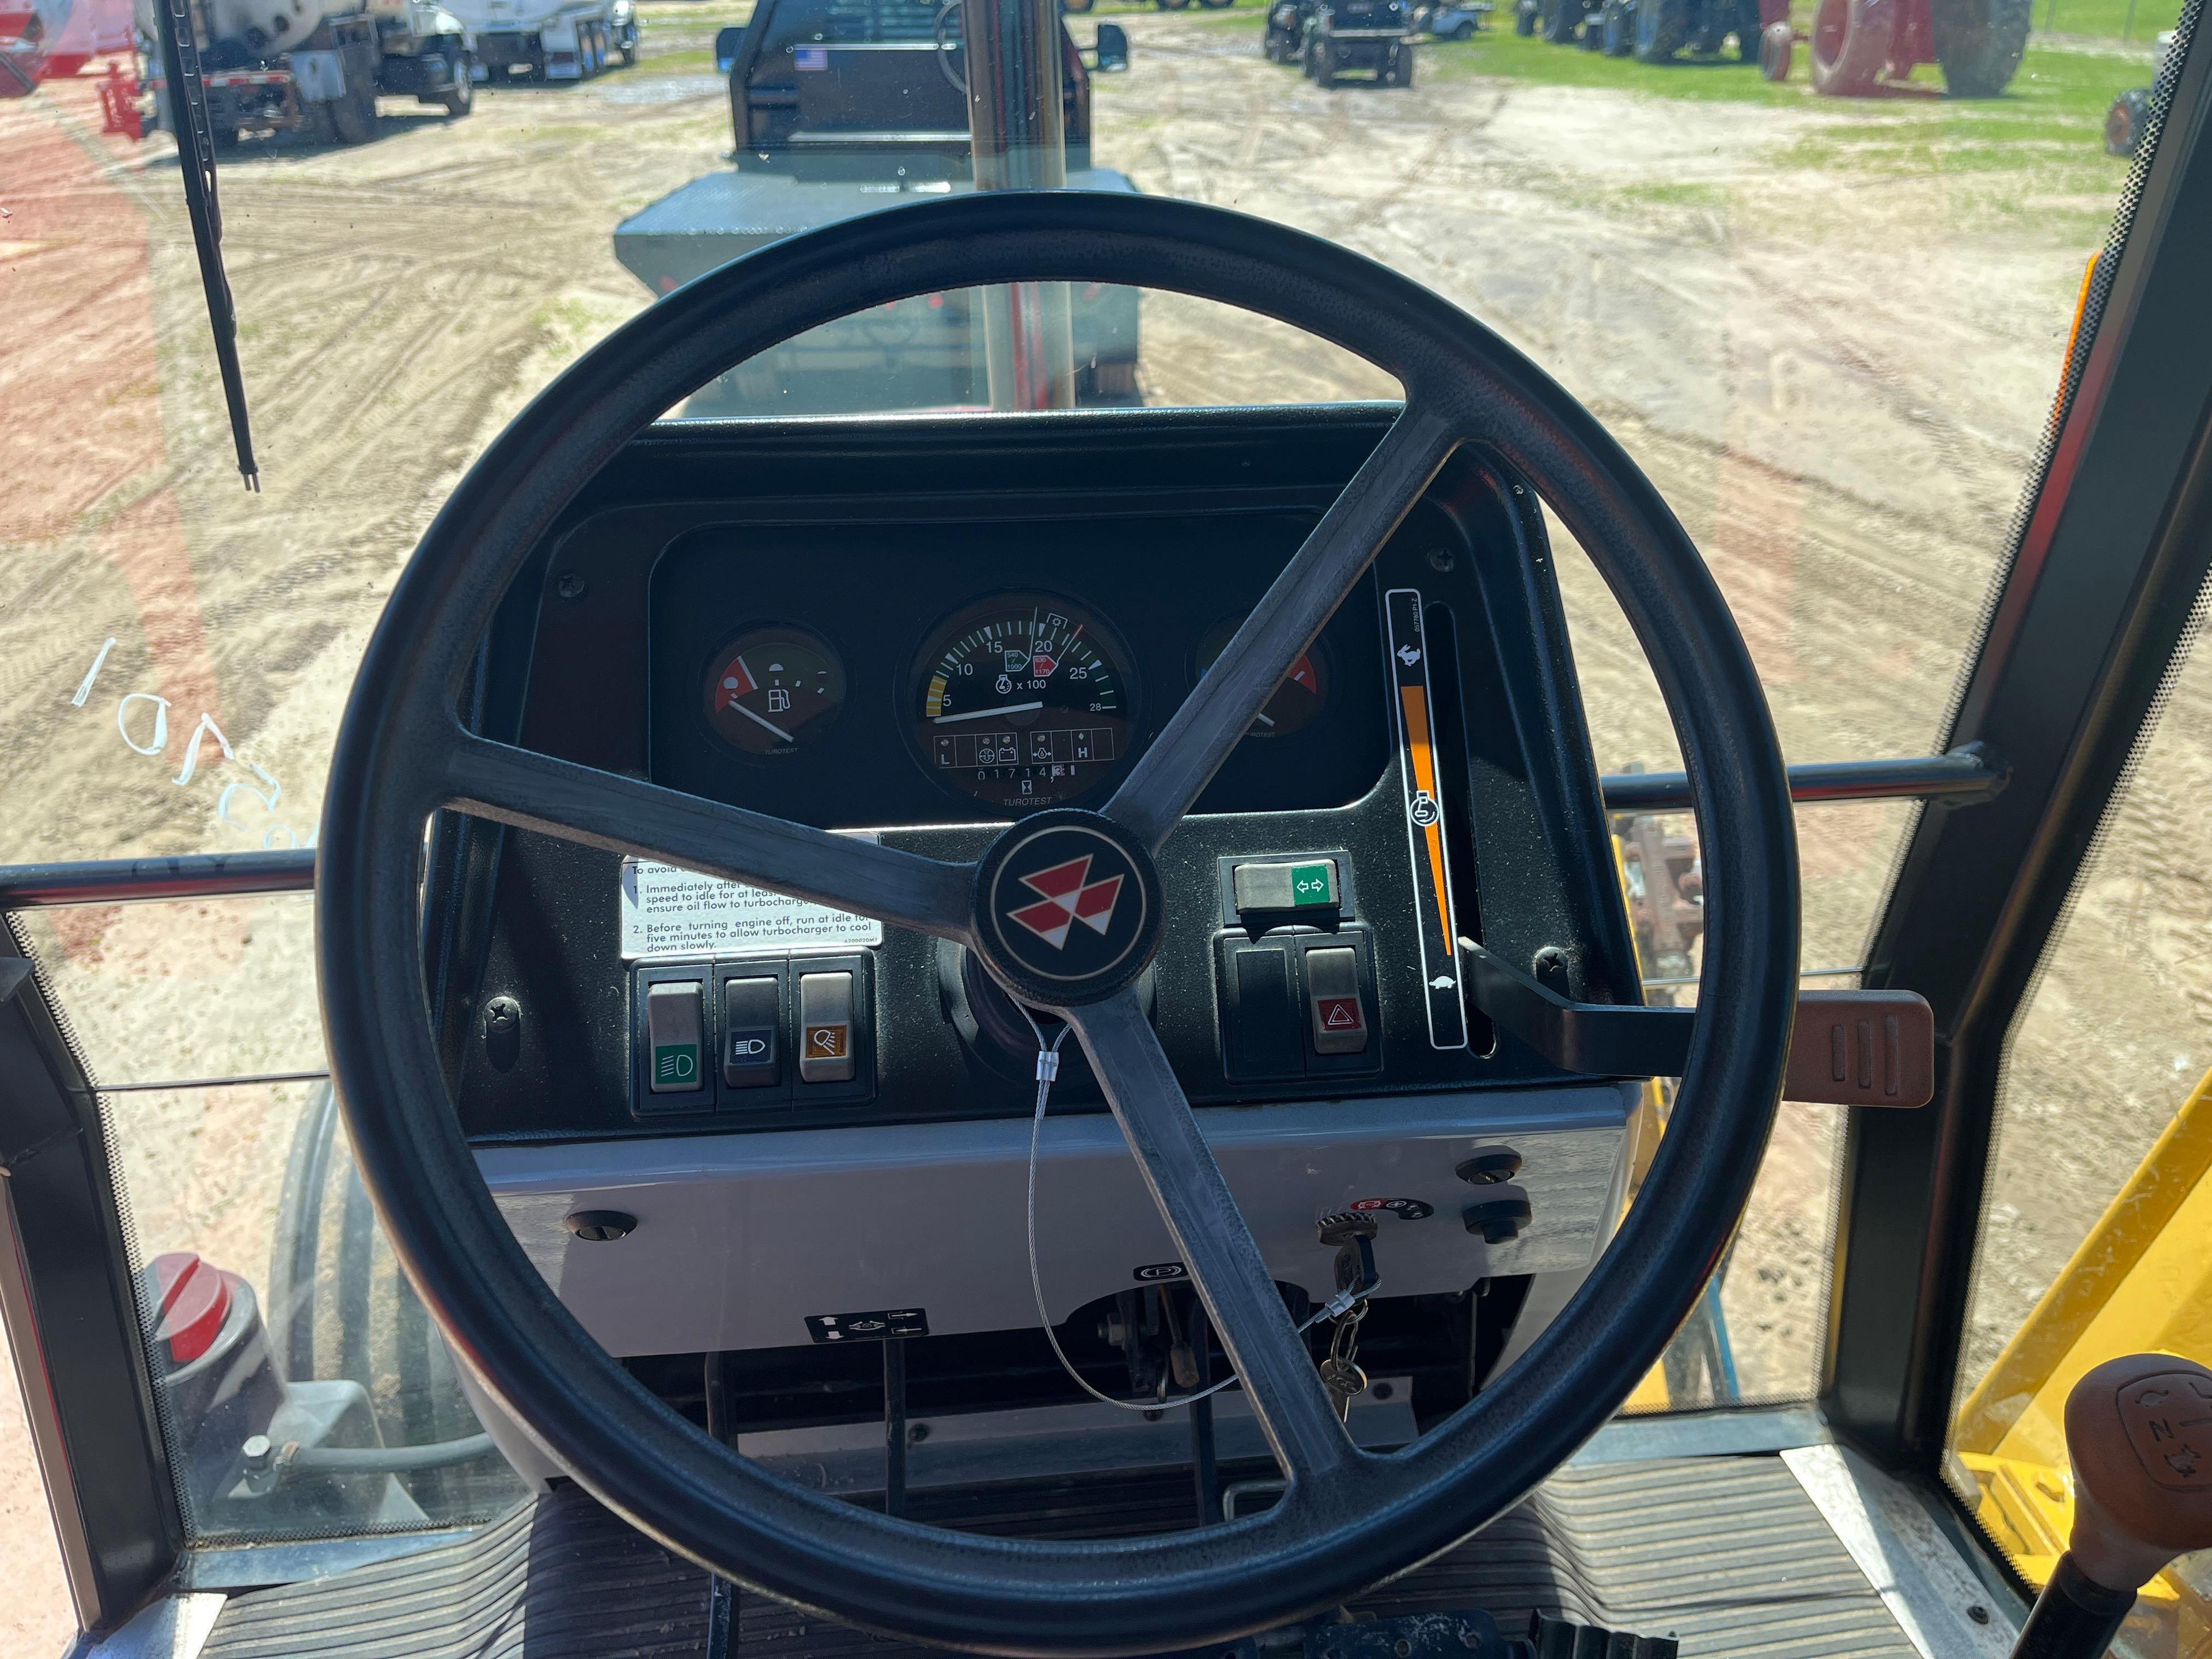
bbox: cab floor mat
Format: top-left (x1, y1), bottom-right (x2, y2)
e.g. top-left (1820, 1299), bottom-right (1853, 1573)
top-left (199, 1453), bottom-right (1918, 1658)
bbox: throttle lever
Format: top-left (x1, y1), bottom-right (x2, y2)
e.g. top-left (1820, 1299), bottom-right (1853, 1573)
top-left (2010, 1353), bottom-right (2212, 1659)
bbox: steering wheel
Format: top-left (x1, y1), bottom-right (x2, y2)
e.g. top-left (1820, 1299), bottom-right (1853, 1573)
top-left (317, 191), bottom-right (1798, 1657)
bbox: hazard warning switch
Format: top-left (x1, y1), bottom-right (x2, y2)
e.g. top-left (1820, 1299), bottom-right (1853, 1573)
top-left (1305, 947), bottom-right (1369, 1056)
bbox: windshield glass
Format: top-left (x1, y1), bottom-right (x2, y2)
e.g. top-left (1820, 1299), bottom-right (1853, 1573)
top-left (0, 0), bottom-right (2198, 1623)
top-left (3, 0), bottom-right (2176, 870)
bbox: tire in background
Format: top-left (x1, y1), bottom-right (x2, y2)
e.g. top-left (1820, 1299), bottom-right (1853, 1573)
top-left (1516, 0), bottom-right (1540, 32)
top-left (328, 79), bottom-right (376, 142)
top-left (1392, 39), bottom-right (1417, 77)
top-left (1807, 0), bottom-right (1888, 92)
top-left (1308, 35), bottom-right (1336, 79)
top-left (1759, 17), bottom-right (1791, 74)
top-left (1578, 10), bottom-right (1605, 44)
top-left (2105, 85), bottom-right (2153, 156)
top-left (1734, 0), bottom-right (1760, 56)
top-left (1540, 0), bottom-right (1578, 42)
top-left (438, 47), bottom-right (474, 113)
top-left (1600, 0), bottom-right (1634, 52)
top-left (268, 1086), bottom-right (525, 1525)
top-left (1631, 0), bottom-right (1685, 60)
top-left (1929, 0), bottom-right (2028, 94)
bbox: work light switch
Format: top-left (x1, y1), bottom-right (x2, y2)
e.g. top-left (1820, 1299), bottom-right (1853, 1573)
top-left (798, 971), bottom-right (857, 1084)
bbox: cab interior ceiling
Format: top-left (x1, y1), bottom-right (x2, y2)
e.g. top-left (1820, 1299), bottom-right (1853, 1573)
top-left (437, 403), bottom-right (1638, 1434)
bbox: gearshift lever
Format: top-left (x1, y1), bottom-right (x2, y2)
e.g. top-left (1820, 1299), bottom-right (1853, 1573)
top-left (2012, 1354), bottom-right (2212, 1659)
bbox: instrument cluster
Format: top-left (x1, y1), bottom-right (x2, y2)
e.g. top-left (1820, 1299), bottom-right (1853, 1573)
top-left (690, 583), bottom-right (1341, 816)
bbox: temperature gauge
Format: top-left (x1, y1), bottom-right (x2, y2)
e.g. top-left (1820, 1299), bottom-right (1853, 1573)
top-left (1196, 618), bottom-right (1330, 738)
top-left (704, 627), bottom-right (846, 756)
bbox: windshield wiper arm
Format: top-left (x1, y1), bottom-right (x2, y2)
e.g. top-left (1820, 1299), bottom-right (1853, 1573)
top-left (151, 0), bottom-right (260, 491)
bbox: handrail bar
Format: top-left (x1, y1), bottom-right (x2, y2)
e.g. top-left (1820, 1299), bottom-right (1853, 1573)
top-left (0, 747), bottom-right (2007, 909)
top-left (1598, 744), bottom-right (2006, 816)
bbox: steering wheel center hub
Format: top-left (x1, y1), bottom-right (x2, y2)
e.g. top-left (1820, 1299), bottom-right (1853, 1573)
top-left (972, 809), bottom-right (1163, 1006)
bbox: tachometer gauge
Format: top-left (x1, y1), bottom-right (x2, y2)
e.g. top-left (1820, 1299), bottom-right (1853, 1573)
top-left (704, 626), bottom-right (846, 755)
top-left (911, 594), bottom-right (1137, 810)
top-left (1195, 617), bottom-right (1329, 738)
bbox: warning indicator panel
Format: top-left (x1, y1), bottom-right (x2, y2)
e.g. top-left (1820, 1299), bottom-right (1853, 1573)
top-left (1382, 588), bottom-right (1468, 1050)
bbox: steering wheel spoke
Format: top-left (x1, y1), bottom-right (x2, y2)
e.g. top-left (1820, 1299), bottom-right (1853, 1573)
top-left (441, 729), bottom-right (977, 942)
top-left (1065, 987), bottom-right (1361, 1491)
top-left (1104, 406), bottom-right (1457, 852)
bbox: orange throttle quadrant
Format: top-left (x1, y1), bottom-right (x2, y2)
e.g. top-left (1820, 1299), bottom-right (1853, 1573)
top-left (1384, 587), bottom-right (1469, 1050)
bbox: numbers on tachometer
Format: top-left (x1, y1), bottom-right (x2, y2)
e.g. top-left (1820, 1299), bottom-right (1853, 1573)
top-left (911, 594), bottom-right (1138, 810)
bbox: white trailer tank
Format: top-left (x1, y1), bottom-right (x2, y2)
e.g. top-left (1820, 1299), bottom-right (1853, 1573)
top-left (442, 0), bottom-right (631, 81)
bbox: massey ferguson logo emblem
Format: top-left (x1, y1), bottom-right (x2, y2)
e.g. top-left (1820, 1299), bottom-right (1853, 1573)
top-left (1005, 854), bottom-right (1124, 951)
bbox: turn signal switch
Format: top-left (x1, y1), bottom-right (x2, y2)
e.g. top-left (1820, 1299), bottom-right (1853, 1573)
top-left (2011, 1353), bottom-right (2212, 1659)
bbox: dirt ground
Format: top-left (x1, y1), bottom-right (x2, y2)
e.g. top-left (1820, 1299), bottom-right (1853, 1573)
top-left (1, 7), bottom-right (2204, 1647)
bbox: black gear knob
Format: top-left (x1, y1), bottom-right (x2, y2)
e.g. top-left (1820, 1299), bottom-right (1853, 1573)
top-left (2010, 1354), bottom-right (2212, 1659)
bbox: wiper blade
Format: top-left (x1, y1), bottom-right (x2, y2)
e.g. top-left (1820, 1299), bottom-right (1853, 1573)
top-left (151, 0), bottom-right (260, 491)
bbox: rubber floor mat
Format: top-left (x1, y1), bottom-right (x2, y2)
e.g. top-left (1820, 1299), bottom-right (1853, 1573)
top-left (200, 1453), bottom-right (1917, 1658)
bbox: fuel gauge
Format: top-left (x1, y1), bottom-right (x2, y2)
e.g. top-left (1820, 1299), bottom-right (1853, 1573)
top-left (704, 626), bottom-right (846, 755)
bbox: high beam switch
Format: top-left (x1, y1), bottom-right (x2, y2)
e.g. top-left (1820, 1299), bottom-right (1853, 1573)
top-left (645, 981), bottom-right (705, 1094)
top-left (723, 976), bottom-right (780, 1089)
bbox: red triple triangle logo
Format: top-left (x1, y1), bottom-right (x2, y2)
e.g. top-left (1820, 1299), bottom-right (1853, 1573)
top-left (1006, 854), bottom-right (1124, 950)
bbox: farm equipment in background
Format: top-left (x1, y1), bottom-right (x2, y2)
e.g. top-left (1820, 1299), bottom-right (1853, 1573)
top-left (1307, 0), bottom-right (1417, 81)
top-left (1758, 0), bottom-right (2032, 94)
top-left (0, 0), bottom-right (130, 92)
top-left (2104, 28), bottom-right (2173, 154)
top-left (1415, 0), bottom-right (1490, 35)
top-left (1613, 809), bottom-right (1705, 997)
top-left (441, 0), bottom-right (633, 82)
top-left (1517, 0), bottom-right (1760, 65)
top-left (1518, 0), bottom-right (2028, 90)
top-left (138, 0), bottom-right (476, 143)
top-left (615, 0), bottom-right (1141, 415)
top-left (1263, 0), bottom-right (1416, 85)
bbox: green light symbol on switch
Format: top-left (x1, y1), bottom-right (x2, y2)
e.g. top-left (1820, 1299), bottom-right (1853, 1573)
top-left (653, 1044), bottom-right (699, 1086)
top-left (1290, 862), bottom-right (1336, 906)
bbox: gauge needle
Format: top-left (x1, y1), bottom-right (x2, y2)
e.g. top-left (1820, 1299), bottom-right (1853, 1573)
top-left (933, 701), bottom-right (1044, 725)
top-left (730, 701), bottom-right (796, 744)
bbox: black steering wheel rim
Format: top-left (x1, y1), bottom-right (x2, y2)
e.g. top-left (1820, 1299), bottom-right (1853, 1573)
top-left (317, 190), bottom-right (1798, 1657)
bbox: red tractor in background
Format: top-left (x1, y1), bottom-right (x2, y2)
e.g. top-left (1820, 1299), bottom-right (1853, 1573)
top-left (1521, 0), bottom-right (2029, 94)
top-left (1759, 0), bottom-right (2032, 94)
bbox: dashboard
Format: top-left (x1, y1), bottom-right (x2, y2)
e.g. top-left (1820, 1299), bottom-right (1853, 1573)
top-left (445, 408), bottom-right (1650, 1373)
top-left (452, 407), bottom-right (1644, 1146)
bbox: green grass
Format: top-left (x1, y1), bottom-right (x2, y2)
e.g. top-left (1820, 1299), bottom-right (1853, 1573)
top-left (2031, 0), bottom-right (2179, 43)
top-left (640, 46), bottom-right (721, 71)
top-left (1423, 24), bottom-right (1798, 100)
